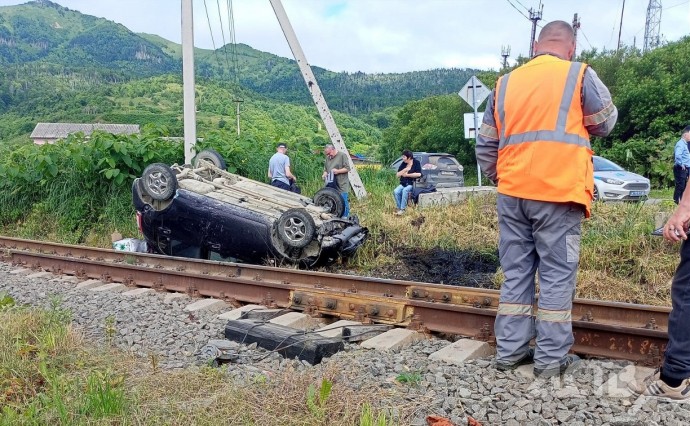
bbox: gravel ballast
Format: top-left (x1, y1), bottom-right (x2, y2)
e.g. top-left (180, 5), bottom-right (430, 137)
top-left (2, 262), bottom-right (689, 425)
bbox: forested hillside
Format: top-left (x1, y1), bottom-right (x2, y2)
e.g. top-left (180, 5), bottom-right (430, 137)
top-left (0, 0), bottom-right (477, 146)
top-left (141, 35), bottom-right (478, 117)
top-left (0, 1), bottom-right (176, 75)
top-left (379, 38), bottom-right (690, 188)
top-left (2, 0), bottom-right (690, 189)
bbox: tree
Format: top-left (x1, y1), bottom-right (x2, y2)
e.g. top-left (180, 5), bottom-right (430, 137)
top-left (380, 95), bottom-right (475, 166)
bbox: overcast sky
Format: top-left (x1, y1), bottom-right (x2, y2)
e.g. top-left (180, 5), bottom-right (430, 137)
top-left (1, 0), bottom-right (689, 72)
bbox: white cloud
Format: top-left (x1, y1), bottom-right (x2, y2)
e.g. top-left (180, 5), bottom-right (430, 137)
top-left (0, 0), bottom-right (688, 73)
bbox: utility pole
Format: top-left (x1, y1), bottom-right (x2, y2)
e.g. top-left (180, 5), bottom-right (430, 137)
top-left (181, 0), bottom-right (197, 164)
top-left (571, 13), bottom-right (581, 60)
top-left (233, 99), bottom-right (243, 136)
top-left (644, 0), bottom-right (662, 53)
top-left (269, 0), bottom-right (367, 198)
top-left (617, 0), bottom-right (626, 52)
top-left (528, 4), bottom-right (543, 57)
top-left (501, 45), bottom-right (511, 70)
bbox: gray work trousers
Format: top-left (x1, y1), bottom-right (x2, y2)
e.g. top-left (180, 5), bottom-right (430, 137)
top-left (495, 194), bottom-right (583, 368)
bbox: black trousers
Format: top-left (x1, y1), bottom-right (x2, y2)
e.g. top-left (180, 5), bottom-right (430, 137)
top-left (270, 180), bottom-right (291, 191)
top-left (271, 179), bottom-right (300, 194)
top-left (674, 165), bottom-right (689, 204)
top-left (663, 238), bottom-right (690, 379)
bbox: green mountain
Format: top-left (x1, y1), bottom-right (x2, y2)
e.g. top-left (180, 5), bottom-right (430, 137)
top-left (0, 0), bottom-right (177, 75)
top-left (1, 0), bottom-right (478, 109)
top-left (0, 0), bottom-right (479, 154)
top-left (141, 31), bottom-right (478, 116)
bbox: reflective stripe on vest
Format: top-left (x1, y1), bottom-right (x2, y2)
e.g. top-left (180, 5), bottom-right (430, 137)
top-left (497, 62), bottom-right (590, 151)
top-left (493, 56), bottom-right (593, 217)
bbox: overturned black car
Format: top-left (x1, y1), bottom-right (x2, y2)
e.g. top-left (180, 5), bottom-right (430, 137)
top-left (133, 150), bottom-right (368, 267)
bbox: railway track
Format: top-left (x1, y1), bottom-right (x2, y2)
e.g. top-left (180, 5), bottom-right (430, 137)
top-left (0, 236), bottom-right (669, 366)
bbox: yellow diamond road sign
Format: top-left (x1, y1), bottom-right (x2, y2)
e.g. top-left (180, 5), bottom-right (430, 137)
top-left (458, 76), bottom-right (490, 109)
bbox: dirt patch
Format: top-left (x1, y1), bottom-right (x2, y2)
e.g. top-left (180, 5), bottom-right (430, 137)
top-left (336, 247), bottom-right (500, 289)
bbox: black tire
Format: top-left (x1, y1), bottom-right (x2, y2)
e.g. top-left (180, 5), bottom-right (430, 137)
top-left (593, 185), bottom-right (600, 201)
top-left (313, 187), bottom-right (345, 217)
top-left (193, 149), bottom-right (226, 170)
top-left (142, 163), bottom-right (177, 201)
top-left (275, 208), bottom-right (316, 249)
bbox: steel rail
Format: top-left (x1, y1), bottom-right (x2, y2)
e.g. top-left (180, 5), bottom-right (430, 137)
top-left (0, 236), bottom-right (670, 365)
top-left (0, 237), bottom-right (668, 328)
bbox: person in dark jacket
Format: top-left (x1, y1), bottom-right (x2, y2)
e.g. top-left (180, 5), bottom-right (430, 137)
top-left (393, 150), bottom-right (422, 216)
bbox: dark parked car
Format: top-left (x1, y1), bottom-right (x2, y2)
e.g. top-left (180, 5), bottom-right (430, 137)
top-left (133, 150), bottom-right (368, 267)
top-left (389, 152), bottom-right (464, 188)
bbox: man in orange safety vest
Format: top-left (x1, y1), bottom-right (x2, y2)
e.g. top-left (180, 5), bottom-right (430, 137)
top-left (476, 20), bottom-right (617, 378)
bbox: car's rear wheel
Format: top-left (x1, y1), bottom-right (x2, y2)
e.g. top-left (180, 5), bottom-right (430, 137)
top-left (593, 185), bottom-right (600, 201)
top-left (194, 149), bottom-right (227, 170)
top-left (142, 163), bottom-right (177, 201)
top-left (313, 187), bottom-right (345, 217)
top-left (276, 208), bottom-right (316, 249)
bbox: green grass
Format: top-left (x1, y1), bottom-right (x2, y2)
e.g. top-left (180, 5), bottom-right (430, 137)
top-left (0, 298), bottom-right (129, 425)
top-left (345, 180), bottom-right (679, 306)
top-left (395, 371), bottom-right (422, 385)
top-left (650, 187), bottom-right (673, 200)
top-left (0, 132), bottom-right (680, 307)
top-left (0, 302), bottom-right (403, 425)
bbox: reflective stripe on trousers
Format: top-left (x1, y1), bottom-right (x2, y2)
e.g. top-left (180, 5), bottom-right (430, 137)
top-left (495, 194), bottom-right (583, 367)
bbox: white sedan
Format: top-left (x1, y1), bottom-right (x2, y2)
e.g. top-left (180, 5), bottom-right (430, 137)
top-left (593, 156), bottom-right (650, 201)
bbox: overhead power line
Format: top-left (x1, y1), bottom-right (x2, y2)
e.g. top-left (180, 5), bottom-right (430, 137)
top-left (512, 0), bottom-right (530, 11)
top-left (505, 0), bottom-right (530, 20)
top-left (216, 0), bottom-right (231, 69)
top-left (664, 0), bottom-right (688, 9)
top-left (617, 0), bottom-right (626, 52)
top-left (579, 29), bottom-right (594, 50)
top-left (203, 0), bottom-right (220, 64)
top-left (227, 0), bottom-right (240, 83)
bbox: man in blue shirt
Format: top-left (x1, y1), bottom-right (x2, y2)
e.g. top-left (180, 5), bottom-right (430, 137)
top-left (268, 142), bottom-right (297, 192)
top-left (673, 126), bottom-right (690, 204)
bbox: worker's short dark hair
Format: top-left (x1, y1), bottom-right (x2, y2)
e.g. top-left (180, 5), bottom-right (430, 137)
top-left (402, 149), bottom-right (414, 159)
top-left (683, 125), bottom-right (690, 135)
top-left (276, 142), bottom-right (287, 149)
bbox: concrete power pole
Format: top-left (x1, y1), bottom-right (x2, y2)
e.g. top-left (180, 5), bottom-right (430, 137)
top-left (501, 45), bottom-right (511, 70)
top-left (233, 99), bottom-right (243, 136)
top-left (572, 13), bottom-right (581, 60)
top-left (644, 0), bottom-right (662, 53)
top-left (181, 0), bottom-right (197, 164)
top-left (528, 4), bottom-right (543, 57)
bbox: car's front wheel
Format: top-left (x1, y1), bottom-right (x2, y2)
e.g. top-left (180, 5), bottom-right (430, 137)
top-left (593, 185), bottom-right (601, 201)
top-left (313, 187), bottom-right (345, 217)
top-left (275, 208), bottom-right (316, 249)
top-left (142, 163), bottom-right (177, 201)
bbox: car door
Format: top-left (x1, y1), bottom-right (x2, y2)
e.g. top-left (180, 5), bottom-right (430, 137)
top-left (204, 201), bottom-right (275, 263)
